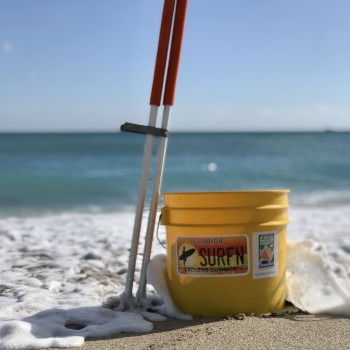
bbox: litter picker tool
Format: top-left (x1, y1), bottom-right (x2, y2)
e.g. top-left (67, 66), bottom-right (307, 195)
top-left (120, 0), bottom-right (188, 309)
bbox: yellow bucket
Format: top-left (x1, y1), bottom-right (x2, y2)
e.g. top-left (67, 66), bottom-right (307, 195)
top-left (161, 190), bottom-right (289, 317)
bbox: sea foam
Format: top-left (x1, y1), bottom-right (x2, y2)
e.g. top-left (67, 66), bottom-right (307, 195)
top-left (0, 206), bottom-right (350, 349)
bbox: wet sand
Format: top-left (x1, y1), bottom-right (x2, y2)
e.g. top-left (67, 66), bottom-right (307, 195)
top-left (45, 308), bottom-right (350, 350)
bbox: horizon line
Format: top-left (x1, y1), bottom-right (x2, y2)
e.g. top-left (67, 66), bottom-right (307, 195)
top-left (0, 128), bottom-right (350, 134)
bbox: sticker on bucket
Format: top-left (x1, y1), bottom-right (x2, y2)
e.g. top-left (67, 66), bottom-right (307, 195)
top-left (253, 231), bottom-right (278, 279)
top-left (176, 235), bottom-right (249, 276)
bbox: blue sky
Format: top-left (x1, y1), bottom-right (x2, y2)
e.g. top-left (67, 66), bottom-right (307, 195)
top-left (1, 0), bottom-right (350, 132)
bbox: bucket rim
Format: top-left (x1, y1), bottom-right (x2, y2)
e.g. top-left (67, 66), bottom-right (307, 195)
top-left (162, 220), bottom-right (289, 227)
top-left (161, 204), bottom-right (290, 211)
top-left (163, 189), bottom-right (290, 196)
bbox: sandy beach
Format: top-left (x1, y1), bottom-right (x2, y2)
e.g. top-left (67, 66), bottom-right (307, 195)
top-left (44, 307), bottom-right (350, 350)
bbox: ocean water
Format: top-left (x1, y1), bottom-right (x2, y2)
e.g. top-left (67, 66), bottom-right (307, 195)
top-left (1, 132), bottom-right (350, 349)
top-left (1, 132), bottom-right (350, 214)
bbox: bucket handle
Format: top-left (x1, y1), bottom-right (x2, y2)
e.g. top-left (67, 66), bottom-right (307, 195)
top-left (156, 213), bottom-right (166, 249)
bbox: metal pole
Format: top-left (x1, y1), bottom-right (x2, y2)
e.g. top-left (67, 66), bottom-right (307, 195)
top-left (122, 105), bottom-right (158, 306)
top-left (136, 0), bottom-right (188, 303)
top-left (136, 106), bottom-right (171, 303)
top-left (120, 0), bottom-right (176, 308)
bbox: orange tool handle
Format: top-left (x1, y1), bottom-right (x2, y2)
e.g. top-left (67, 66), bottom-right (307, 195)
top-left (150, 0), bottom-right (176, 107)
top-left (163, 0), bottom-right (188, 106)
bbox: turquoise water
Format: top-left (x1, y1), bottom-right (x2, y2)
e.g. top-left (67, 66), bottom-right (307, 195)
top-left (1, 132), bottom-right (350, 214)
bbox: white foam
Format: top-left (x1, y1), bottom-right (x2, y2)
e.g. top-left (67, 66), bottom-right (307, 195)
top-left (0, 211), bottom-right (165, 349)
top-left (286, 240), bottom-right (350, 315)
top-left (0, 307), bottom-right (153, 350)
top-left (287, 205), bottom-right (350, 263)
top-left (0, 211), bottom-right (146, 320)
top-left (1, 205), bottom-right (350, 349)
top-left (284, 205), bottom-right (350, 315)
top-left (147, 254), bottom-right (192, 320)
top-left (292, 190), bottom-right (350, 207)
